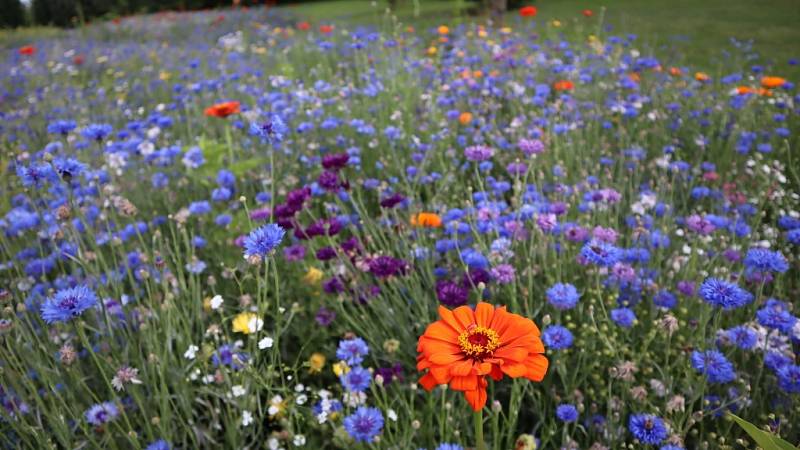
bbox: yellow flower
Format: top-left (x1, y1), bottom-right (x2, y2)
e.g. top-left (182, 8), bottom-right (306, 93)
top-left (232, 312), bottom-right (262, 334)
top-left (551, 20), bottom-right (562, 27)
top-left (159, 71), bottom-right (171, 81)
top-left (500, 27), bottom-right (512, 34)
top-left (303, 267), bottom-right (323, 284)
top-left (202, 297), bottom-right (212, 312)
top-left (427, 46), bottom-right (438, 56)
top-left (308, 353), bottom-right (326, 374)
top-left (332, 361), bottom-right (350, 377)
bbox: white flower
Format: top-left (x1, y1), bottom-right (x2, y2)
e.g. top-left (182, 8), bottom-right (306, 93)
top-left (387, 409), bottom-right (398, 422)
top-left (242, 410), bottom-right (253, 427)
top-left (231, 385), bottom-right (246, 397)
top-left (210, 295), bottom-right (224, 310)
top-left (295, 394), bottom-right (307, 405)
top-left (183, 345), bottom-right (199, 360)
top-left (248, 317), bottom-right (264, 333)
top-left (258, 337), bottom-right (274, 349)
top-left (293, 435), bottom-right (306, 446)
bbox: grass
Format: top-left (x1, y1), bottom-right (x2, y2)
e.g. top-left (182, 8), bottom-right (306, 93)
top-left (284, 0), bottom-right (800, 77)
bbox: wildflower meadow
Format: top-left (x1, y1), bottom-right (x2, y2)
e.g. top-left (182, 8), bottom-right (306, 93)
top-left (1, 2), bottom-right (799, 449)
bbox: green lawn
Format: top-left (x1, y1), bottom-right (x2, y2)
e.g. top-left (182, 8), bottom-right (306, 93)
top-left (285, 0), bottom-right (800, 77)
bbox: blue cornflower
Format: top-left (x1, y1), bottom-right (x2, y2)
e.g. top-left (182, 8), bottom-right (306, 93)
top-left (340, 366), bottom-right (372, 392)
top-left (776, 364), bottom-right (800, 394)
top-left (337, 337), bottom-right (369, 365)
top-left (556, 404), bottom-right (579, 423)
top-left (660, 446), bottom-right (685, 450)
top-left (211, 344), bottom-right (249, 370)
top-left (40, 286), bottom-right (98, 323)
top-left (343, 406), bottom-right (384, 443)
top-left (250, 113), bottom-right (288, 144)
top-left (47, 119), bottom-right (77, 135)
top-left (610, 307), bottom-right (636, 328)
top-left (698, 278), bottom-right (753, 310)
top-left (145, 440), bottom-right (171, 450)
top-left (743, 248), bottom-right (789, 274)
top-left (725, 326), bottom-right (758, 350)
top-left (16, 162), bottom-right (57, 188)
top-left (546, 283), bottom-right (580, 310)
top-left (653, 290), bottom-right (677, 309)
top-left (81, 123), bottom-right (113, 141)
top-left (243, 224), bottom-right (286, 259)
top-left (542, 325), bottom-right (574, 350)
top-left (188, 201), bottom-right (211, 215)
top-left (436, 444), bottom-right (464, 450)
top-left (580, 240), bottom-right (622, 267)
top-left (53, 157), bottom-right (86, 179)
top-left (756, 299), bottom-right (797, 333)
top-left (85, 401), bottom-right (119, 426)
top-left (691, 350), bottom-right (736, 383)
top-left (765, 352), bottom-right (793, 372)
top-left (628, 413), bottom-right (667, 445)
top-left (181, 146), bottom-right (205, 169)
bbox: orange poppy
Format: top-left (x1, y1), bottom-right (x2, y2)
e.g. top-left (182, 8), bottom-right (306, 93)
top-left (553, 80), bottom-right (574, 91)
top-left (204, 101), bottom-right (240, 118)
top-left (417, 303), bottom-right (548, 411)
top-left (18, 46), bottom-right (36, 56)
top-left (437, 25), bottom-right (450, 35)
top-left (458, 112), bottom-right (473, 125)
top-left (736, 86), bottom-right (755, 95)
top-left (582, 9), bottom-right (594, 17)
top-left (519, 6), bottom-right (537, 17)
top-left (695, 72), bottom-right (709, 82)
top-left (760, 76), bottom-right (786, 89)
top-left (411, 212), bottom-right (442, 228)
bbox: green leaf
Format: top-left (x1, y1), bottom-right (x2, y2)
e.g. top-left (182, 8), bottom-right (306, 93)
top-left (728, 413), bottom-right (798, 450)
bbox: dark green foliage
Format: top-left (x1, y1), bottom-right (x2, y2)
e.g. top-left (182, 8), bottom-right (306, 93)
top-left (0, 0), bottom-right (26, 28)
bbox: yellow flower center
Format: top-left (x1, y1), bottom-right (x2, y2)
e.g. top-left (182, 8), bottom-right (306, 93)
top-left (458, 325), bottom-right (500, 358)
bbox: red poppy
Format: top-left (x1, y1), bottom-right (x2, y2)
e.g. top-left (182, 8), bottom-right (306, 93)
top-left (319, 24), bottom-right (334, 34)
top-left (582, 9), bottom-right (593, 17)
top-left (18, 46), bottom-right (36, 56)
top-left (297, 21), bottom-right (310, 31)
top-left (204, 101), bottom-right (240, 118)
top-left (553, 80), bottom-right (574, 91)
top-left (73, 55), bottom-right (85, 66)
top-left (519, 6), bottom-right (537, 17)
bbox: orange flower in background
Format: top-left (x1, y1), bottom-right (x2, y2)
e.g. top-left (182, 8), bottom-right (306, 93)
top-left (668, 67), bottom-right (682, 76)
top-left (458, 112), bottom-right (473, 125)
top-left (553, 80), bottom-right (574, 91)
top-left (18, 45), bottom-right (36, 56)
top-left (319, 24), bottom-right (334, 34)
top-left (519, 6), bottom-right (537, 17)
top-left (204, 101), bottom-right (240, 118)
top-left (437, 25), bottom-right (450, 35)
top-left (297, 21), bottom-right (310, 31)
top-left (411, 212), bottom-right (442, 228)
top-left (417, 303), bottom-right (548, 411)
top-left (760, 76), bottom-right (786, 89)
top-left (628, 72), bottom-right (641, 83)
top-left (736, 86), bottom-right (755, 95)
top-left (695, 72), bottom-right (709, 82)
top-left (582, 9), bottom-right (594, 17)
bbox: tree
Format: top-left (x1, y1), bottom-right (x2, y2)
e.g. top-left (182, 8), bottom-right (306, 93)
top-left (0, 0), bottom-right (26, 28)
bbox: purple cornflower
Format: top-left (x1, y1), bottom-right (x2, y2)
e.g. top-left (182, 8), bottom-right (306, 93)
top-left (546, 283), bottom-right (580, 310)
top-left (490, 264), bottom-right (516, 284)
top-left (336, 337), bottom-right (369, 365)
top-left (85, 402), bottom-right (119, 426)
top-left (464, 145), bottom-right (494, 162)
top-left (315, 306), bottom-right (336, 326)
top-left (519, 138), bottom-right (545, 156)
top-left (343, 407), bottom-right (384, 443)
top-left (368, 256), bottom-right (407, 278)
top-left (322, 152), bottom-right (350, 170)
top-left (435, 280), bottom-right (469, 307)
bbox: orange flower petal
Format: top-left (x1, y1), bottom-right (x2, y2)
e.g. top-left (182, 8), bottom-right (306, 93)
top-left (452, 305), bottom-right (476, 329)
top-left (474, 302), bottom-right (494, 327)
top-left (419, 372), bottom-right (438, 391)
top-left (438, 305), bottom-right (466, 332)
top-left (523, 354), bottom-right (549, 381)
top-left (450, 359), bottom-right (475, 376)
top-left (464, 386), bottom-right (487, 411)
top-left (500, 361), bottom-right (528, 378)
top-left (449, 374), bottom-right (479, 391)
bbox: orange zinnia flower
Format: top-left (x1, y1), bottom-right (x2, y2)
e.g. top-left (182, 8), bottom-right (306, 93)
top-left (458, 112), bottom-right (473, 125)
top-left (553, 80), bottom-right (574, 91)
top-left (411, 212), bottom-right (442, 228)
top-left (204, 101), bottom-right (240, 118)
top-left (519, 6), bottom-right (537, 17)
top-left (417, 303), bottom-right (548, 411)
top-left (18, 45), bottom-right (36, 56)
top-left (760, 76), bottom-right (786, 89)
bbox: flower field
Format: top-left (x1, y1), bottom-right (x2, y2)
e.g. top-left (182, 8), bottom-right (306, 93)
top-left (1, 4), bottom-right (799, 449)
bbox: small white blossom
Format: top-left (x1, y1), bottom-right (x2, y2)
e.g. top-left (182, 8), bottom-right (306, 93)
top-left (184, 345), bottom-right (199, 360)
top-left (210, 295), bottom-right (224, 310)
top-left (242, 410), bottom-right (253, 427)
top-left (258, 337), bottom-right (274, 349)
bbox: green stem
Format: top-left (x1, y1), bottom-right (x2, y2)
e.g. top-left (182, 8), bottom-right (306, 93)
top-left (474, 409), bottom-right (487, 450)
